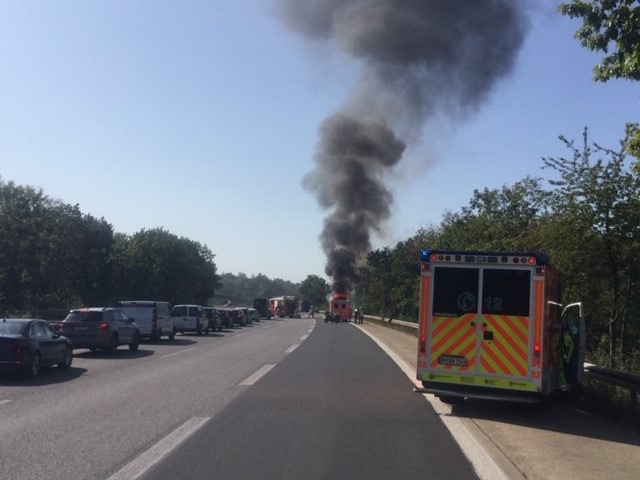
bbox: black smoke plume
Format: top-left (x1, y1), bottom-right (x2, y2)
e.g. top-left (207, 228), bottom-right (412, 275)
top-left (274, 0), bottom-right (530, 293)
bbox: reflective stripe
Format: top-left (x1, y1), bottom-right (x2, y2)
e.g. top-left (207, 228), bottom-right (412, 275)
top-left (480, 314), bottom-right (529, 377)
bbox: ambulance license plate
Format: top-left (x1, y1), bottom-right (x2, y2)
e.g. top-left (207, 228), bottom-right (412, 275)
top-left (438, 355), bottom-right (468, 366)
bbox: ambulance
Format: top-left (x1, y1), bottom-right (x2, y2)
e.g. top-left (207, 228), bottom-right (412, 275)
top-left (415, 249), bottom-right (584, 404)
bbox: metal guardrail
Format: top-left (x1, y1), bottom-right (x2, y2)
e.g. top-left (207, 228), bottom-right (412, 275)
top-left (584, 365), bottom-right (640, 408)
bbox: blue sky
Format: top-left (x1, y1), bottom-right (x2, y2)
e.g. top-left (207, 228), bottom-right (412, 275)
top-left (1, 1), bottom-right (638, 284)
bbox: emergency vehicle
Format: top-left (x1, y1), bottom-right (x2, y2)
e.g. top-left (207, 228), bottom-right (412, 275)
top-left (415, 249), bottom-right (584, 404)
top-left (269, 296), bottom-right (299, 318)
top-left (328, 293), bottom-right (353, 321)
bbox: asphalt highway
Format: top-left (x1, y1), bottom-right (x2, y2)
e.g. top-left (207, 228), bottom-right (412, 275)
top-left (2, 315), bottom-right (639, 479)
top-left (141, 318), bottom-right (478, 480)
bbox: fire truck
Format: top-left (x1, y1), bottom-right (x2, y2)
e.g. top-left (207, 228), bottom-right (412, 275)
top-left (269, 296), bottom-right (299, 318)
top-left (328, 292), bottom-right (353, 321)
top-left (415, 249), bottom-right (584, 404)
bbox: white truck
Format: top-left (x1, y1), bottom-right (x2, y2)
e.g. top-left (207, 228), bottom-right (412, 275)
top-left (118, 301), bottom-right (177, 341)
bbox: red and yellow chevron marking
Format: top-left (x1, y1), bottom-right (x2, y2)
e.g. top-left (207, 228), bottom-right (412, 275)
top-left (479, 314), bottom-right (529, 377)
top-left (430, 313), bottom-right (476, 370)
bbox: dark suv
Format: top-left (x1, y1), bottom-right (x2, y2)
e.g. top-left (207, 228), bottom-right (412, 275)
top-left (59, 308), bottom-right (140, 353)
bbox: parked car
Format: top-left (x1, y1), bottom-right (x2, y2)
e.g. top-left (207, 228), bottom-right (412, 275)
top-left (203, 307), bottom-right (222, 332)
top-left (59, 308), bottom-right (140, 353)
top-left (0, 318), bottom-right (73, 377)
top-left (234, 308), bottom-right (250, 326)
top-left (247, 308), bottom-right (260, 324)
top-left (215, 307), bottom-right (235, 329)
top-left (118, 300), bottom-right (177, 341)
top-left (172, 304), bottom-right (208, 335)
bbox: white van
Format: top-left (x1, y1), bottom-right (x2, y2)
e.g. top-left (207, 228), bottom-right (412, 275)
top-left (118, 301), bottom-right (176, 341)
top-left (172, 304), bottom-right (208, 335)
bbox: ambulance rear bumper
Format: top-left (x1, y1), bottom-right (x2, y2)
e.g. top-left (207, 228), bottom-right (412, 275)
top-left (415, 382), bottom-right (544, 404)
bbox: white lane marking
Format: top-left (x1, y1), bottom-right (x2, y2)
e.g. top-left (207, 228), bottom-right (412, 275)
top-left (285, 344), bottom-right (299, 354)
top-left (107, 416), bottom-right (210, 480)
top-left (0, 400), bottom-right (11, 406)
top-left (239, 364), bottom-right (276, 386)
top-left (356, 325), bottom-right (509, 480)
top-left (300, 334), bottom-right (309, 340)
top-left (161, 347), bottom-right (196, 358)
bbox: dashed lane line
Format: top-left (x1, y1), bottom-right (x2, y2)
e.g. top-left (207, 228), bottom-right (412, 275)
top-left (107, 416), bottom-right (210, 480)
top-left (161, 347), bottom-right (196, 359)
top-left (239, 364), bottom-right (276, 386)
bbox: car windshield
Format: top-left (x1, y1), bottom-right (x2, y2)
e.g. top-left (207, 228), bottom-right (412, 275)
top-left (0, 321), bottom-right (26, 334)
top-left (64, 311), bottom-right (102, 322)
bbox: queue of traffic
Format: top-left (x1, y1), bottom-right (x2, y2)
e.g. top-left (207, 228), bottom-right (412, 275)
top-left (0, 301), bottom-right (268, 378)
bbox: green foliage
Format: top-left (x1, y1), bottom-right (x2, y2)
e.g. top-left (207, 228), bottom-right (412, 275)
top-left (559, 1), bottom-right (640, 174)
top-left (112, 228), bottom-right (220, 305)
top-left (541, 128), bottom-right (640, 369)
top-left (212, 272), bottom-right (299, 306)
top-left (0, 179), bottom-right (220, 312)
top-left (0, 180), bottom-right (114, 311)
top-left (559, 0), bottom-right (640, 82)
top-left (437, 177), bottom-right (550, 251)
top-left (298, 274), bottom-right (330, 310)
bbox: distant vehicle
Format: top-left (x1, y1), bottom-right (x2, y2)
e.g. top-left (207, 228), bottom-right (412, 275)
top-left (203, 307), bottom-right (222, 332)
top-left (234, 308), bottom-right (250, 326)
top-left (215, 307), bottom-right (235, 329)
top-left (247, 308), bottom-right (260, 324)
top-left (269, 296), bottom-right (299, 318)
top-left (0, 318), bottom-right (73, 377)
top-left (328, 293), bottom-right (352, 322)
top-left (300, 300), bottom-right (311, 313)
top-left (59, 308), bottom-right (140, 353)
top-left (252, 298), bottom-right (272, 319)
top-left (172, 305), bottom-right (208, 335)
top-left (118, 300), bottom-right (176, 341)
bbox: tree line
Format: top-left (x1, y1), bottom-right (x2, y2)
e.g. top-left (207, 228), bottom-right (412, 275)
top-left (0, 179), bottom-right (221, 316)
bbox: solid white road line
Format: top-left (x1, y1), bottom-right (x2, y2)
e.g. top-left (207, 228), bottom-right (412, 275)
top-left (355, 324), bottom-right (509, 480)
top-left (0, 399), bottom-right (11, 406)
top-left (107, 416), bottom-right (210, 480)
top-left (285, 344), bottom-right (299, 353)
top-left (239, 364), bottom-right (276, 386)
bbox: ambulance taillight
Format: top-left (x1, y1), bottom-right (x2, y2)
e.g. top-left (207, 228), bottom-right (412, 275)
top-left (419, 335), bottom-right (427, 354)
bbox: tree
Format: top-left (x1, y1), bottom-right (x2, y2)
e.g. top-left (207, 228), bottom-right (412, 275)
top-left (365, 247), bottom-right (395, 321)
top-left (437, 177), bottom-right (550, 251)
top-left (112, 228), bottom-right (220, 305)
top-left (541, 128), bottom-right (640, 369)
top-left (559, 0), bottom-right (640, 171)
top-left (298, 274), bottom-right (330, 311)
top-left (0, 179), bottom-right (114, 312)
top-left (559, 0), bottom-right (640, 82)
